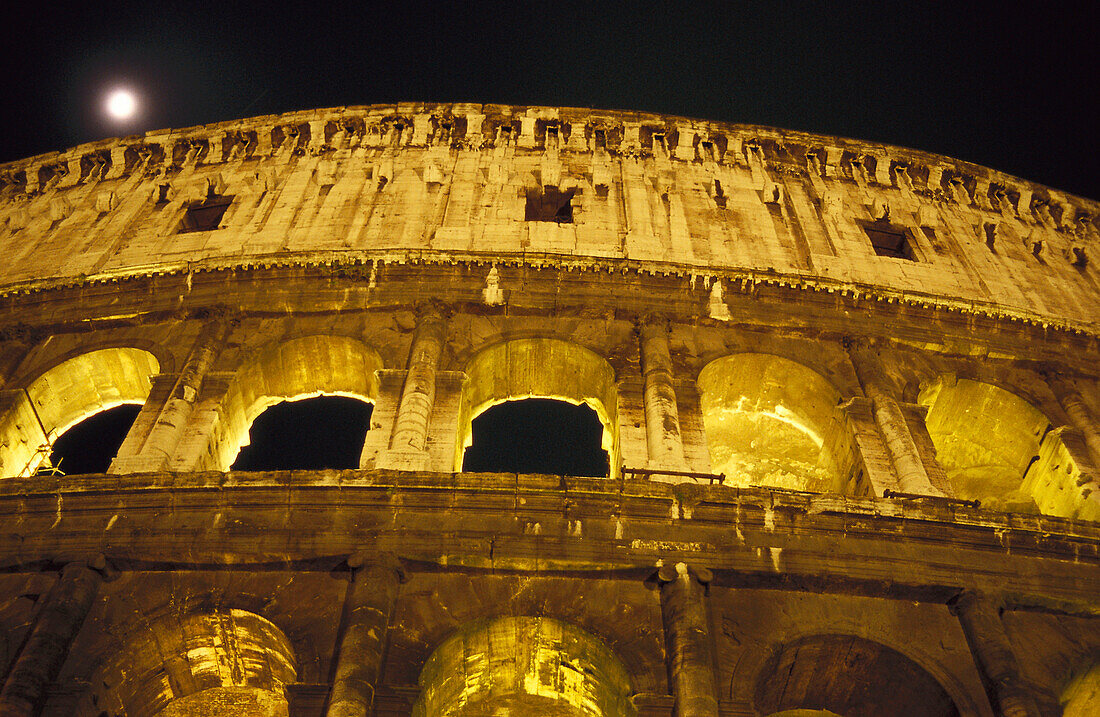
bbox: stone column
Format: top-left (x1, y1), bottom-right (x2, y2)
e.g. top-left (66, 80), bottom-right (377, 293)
top-left (846, 340), bottom-right (941, 496)
top-left (0, 562), bottom-right (103, 717)
top-left (110, 317), bottom-right (229, 473)
top-left (1046, 373), bottom-right (1100, 471)
top-left (326, 552), bottom-right (404, 717)
top-left (657, 562), bottom-right (719, 717)
top-left (378, 306), bottom-right (446, 471)
top-left (638, 316), bottom-right (688, 472)
top-left (950, 591), bottom-right (1041, 717)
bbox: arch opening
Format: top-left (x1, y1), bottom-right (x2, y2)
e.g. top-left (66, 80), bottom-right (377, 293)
top-left (206, 335), bottom-right (382, 471)
top-left (0, 347), bottom-right (158, 478)
top-left (755, 634), bottom-right (959, 717)
top-left (38, 403), bottom-right (142, 476)
top-left (91, 608), bottom-right (296, 717)
top-left (697, 354), bottom-right (844, 492)
top-left (462, 397), bottom-right (610, 476)
top-left (230, 394), bottom-right (373, 471)
top-left (919, 376), bottom-right (1084, 515)
top-left (413, 616), bottom-right (636, 717)
top-left (457, 339), bottom-right (619, 477)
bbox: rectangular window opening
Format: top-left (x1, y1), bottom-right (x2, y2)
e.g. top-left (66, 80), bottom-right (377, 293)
top-left (525, 186), bottom-right (574, 223)
top-left (863, 221), bottom-right (915, 260)
top-left (178, 195), bottom-right (233, 233)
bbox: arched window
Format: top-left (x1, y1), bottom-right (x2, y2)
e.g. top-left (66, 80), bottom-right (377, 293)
top-left (42, 403), bottom-right (143, 475)
top-left (91, 609), bottom-right (296, 717)
top-left (456, 339), bottom-right (619, 477)
top-left (208, 335), bottom-right (383, 471)
top-left (230, 395), bottom-right (372, 471)
top-left (755, 635), bottom-right (959, 717)
top-left (461, 397), bottom-right (609, 476)
top-left (920, 376), bottom-right (1086, 516)
top-left (0, 348), bottom-right (158, 478)
top-left (413, 617), bottom-right (635, 717)
top-left (697, 354), bottom-right (844, 492)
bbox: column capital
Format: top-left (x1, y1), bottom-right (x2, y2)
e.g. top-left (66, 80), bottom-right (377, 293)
top-left (347, 550), bottom-right (407, 582)
top-left (412, 299), bottom-right (452, 322)
top-left (634, 312), bottom-right (671, 335)
top-left (947, 588), bottom-right (1000, 616)
top-left (656, 562), bottom-right (713, 587)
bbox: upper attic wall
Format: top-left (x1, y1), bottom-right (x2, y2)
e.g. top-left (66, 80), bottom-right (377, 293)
top-left (1, 102), bottom-right (1098, 329)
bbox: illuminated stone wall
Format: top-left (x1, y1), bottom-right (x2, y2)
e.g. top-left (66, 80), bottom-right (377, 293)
top-left (0, 105), bottom-right (1099, 716)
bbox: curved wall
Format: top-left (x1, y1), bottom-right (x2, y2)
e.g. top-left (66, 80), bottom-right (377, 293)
top-left (1, 105), bottom-right (1100, 717)
top-left (1, 103), bottom-right (1098, 330)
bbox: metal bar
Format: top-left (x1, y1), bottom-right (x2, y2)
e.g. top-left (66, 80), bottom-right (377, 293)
top-left (882, 489), bottom-right (980, 509)
top-left (621, 466), bottom-right (726, 484)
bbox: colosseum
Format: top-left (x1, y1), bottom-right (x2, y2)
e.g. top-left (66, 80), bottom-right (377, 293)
top-left (0, 102), bottom-right (1099, 717)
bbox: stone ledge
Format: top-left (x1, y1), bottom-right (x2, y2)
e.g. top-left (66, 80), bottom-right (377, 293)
top-left (1, 470), bottom-right (1099, 617)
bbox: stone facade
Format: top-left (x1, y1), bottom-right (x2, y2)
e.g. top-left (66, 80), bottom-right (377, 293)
top-left (0, 103), bottom-right (1099, 715)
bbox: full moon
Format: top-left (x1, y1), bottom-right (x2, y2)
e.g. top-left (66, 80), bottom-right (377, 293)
top-left (105, 89), bottom-right (137, 120)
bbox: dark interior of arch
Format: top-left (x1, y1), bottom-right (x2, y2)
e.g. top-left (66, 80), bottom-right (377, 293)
top-left (43, 403), bottom-right (142, 476)
top-left (231, 395), bottom-right (372, 471)
top-left (756, 634), bottom-right (959, 717)
top-left (463, 398), bottom-right (609, 477)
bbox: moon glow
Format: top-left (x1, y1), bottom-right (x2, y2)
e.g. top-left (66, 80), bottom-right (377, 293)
top-left (105, 89), bottom-right (137, 120)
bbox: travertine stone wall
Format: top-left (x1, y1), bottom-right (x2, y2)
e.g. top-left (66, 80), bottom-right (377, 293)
top-left (2, 105), bottom-right (1100, 717)
top-left (1, 104), bottom-right (1097, 329)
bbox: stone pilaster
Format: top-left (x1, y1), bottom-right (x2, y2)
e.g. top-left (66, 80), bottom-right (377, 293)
top-left (835, 396), bottom-right (899, 496)
top-left (638, 315), bottom-right (688, 472)
top-left (1046, 373), bottom-right (1100, 472)
top-left (900, 401), bottom-right (955, 496)
top-left (109, 318), bottom-right (230, 473)
top-left (0, 562), bottom-right (103, 717)
top-left (657, 562), bottom-right (719, 717)
top-left (166, 373), bottom-right (235, 471)
top-left (108, 373), bottom-right (177, 472)
top-left (326, 552), bottom-right (404, 717)
top-left (377, 306), bottom-right (446, 471)
top-left (846, 339), bottom-right (942, 496)
top-left (950, 591), bottom-right (1041, 717)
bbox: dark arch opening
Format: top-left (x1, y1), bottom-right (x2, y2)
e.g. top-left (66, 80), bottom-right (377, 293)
top-left (463, 398), bottom-right (609, 477)
top-left (756, 634), bottom-right (959, 717)
top-left (41, 403), bottom-right (142, 476)
top-left (231, 395), bottom-right (372, 471)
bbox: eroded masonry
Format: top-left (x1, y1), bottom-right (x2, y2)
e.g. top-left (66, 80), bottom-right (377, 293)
top-left (1, 103), bottom-right (1100, 716)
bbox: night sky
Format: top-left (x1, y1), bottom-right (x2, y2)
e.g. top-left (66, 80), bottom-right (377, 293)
top-left (3, 2), bottom-right (1098, 199)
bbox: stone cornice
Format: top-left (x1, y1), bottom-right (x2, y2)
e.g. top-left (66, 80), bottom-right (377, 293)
top-left (2, 471), bottom-right (1099, 616)
top-left (1, 102), bottom-right (1096, 220)
top-left (0, 250), bottom-right (1096, 343)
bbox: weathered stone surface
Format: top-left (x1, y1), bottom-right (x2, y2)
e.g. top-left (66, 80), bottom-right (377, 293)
top-left (0, 103), bottom-right (1099, 716)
